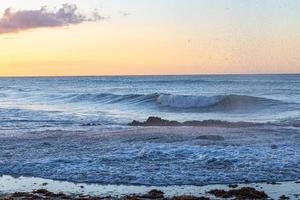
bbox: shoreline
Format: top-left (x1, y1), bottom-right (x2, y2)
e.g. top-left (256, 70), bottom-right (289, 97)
top-left (1, 175), bottom-right (299, 199)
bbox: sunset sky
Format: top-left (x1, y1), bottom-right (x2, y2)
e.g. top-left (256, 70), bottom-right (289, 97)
top-left (0, 0), bottom-right (299, 76)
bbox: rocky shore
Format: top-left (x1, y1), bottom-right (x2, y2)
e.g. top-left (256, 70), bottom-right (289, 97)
top-left (1, 187), bottom-right (272, 200)
top-left (1, 175), bottom-right (299, 200)
top-left (128, 117), bottom-right (261, 128)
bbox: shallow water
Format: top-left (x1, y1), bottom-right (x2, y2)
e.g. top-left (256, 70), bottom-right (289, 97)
top-left (1, 126), bottom-right (300, 185)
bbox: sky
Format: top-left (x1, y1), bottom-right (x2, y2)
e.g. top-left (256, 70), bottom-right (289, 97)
top-left (0, 0), bottom-right (299, 76)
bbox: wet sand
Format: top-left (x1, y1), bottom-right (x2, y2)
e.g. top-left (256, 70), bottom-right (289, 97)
top-left (0, 175), bottom-right (300, 199)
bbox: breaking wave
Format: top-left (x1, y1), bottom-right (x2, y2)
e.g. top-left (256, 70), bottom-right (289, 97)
top-left (157, 94), bottom-right (283, 109)
top-left (59, 92), bottom-right (285, 110)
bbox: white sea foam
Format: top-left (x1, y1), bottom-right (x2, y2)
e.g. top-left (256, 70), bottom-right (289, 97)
top-left (157, 94), bottom-right (222, 108)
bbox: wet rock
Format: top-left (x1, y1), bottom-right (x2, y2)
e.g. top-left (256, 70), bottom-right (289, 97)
top-left (129, 117), bottom-right (180, 126)
top-left (271, 144), bottom-right (278, 149)
top-left (120, 195), bottom-right (143, 200)
top-left (33, 189), bottom-right (69, 198)
top-left (267, 181), bottom-right (280, 185)
top-left (128, 116), bottom-right (259, 127)
top-left (33, 188), bottom-right (51, 194)
top-left (142, 189), bottom-right (164, 199)
top-left (81, 123), bottom-right (98, 127)
top-left (228, 184), bottom-right (239, 188)
top-left (170, 195), bottom-right (210, 200)
top-left (10, 192), bottom-right (38, 198)
top-left (208, 187), bottom-right (268, 199)
top-left (75, 196), bottom-right (102, 200)
top-left (279, 195), bottom-right (290, 200)
top-left (4, 190), bottom-right (106, 200)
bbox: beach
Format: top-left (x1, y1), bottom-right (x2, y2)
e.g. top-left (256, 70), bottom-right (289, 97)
top-left (1, 0), bottom-right (300, 198)
top-left (1, 175), bottom-right (300, 199)
top-left (0, 75), bottom-right (300, 199)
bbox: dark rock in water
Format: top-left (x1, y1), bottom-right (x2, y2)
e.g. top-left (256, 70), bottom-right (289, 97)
top-left (128, 116), bottom-right (260, 128)
top-left (33, 188), bottom-right (51, 194)
top-left (9, 189), bottom-right (70, 199)
top-left (279, 195), bottom-right (290, 200)
top-left (81, 123), bottom-right (99, 126)
top-left (228, 184), bottom-right (239, 188)
top-left (171, 196), bottom-right (210, 200)
top-left (33, 189), bottom-right (68, 198)
top-left (266, 181), bottom-right (280, 185)
top-left (121, 195), bottom-right (143, 200)
top-left (208, 187), bottom-right (268, 199)
top-left (129, 117), bottom-right (179, 126)
top-left (10, 192), bottom-right (38, 198)
top-left (271, 144), bottom-right (278, 149)
top-left (142, 189), bottom-right (164, 199)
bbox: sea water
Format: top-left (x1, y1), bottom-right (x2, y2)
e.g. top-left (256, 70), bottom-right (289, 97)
top-left (0, 74), bottom-right (299, 185)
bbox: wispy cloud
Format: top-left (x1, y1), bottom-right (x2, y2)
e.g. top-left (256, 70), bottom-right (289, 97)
top-left (0, 4), bottom-right (103, 34)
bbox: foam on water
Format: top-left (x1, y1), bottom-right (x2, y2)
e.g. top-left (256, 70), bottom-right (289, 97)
top-left (0, 126), bottom-right (300, 185)
top-left (0, 74), bottom-right (299, 185)
top-left (157, 94), bottom-right (284, 109)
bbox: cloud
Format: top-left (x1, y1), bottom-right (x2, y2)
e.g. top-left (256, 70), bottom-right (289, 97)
top-left (0, 4), bottom-right (103, 34)
top-left (122, 12), bottom-right (131, 17)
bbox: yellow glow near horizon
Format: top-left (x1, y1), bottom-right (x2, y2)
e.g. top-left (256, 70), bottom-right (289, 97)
top-left (0, 16), bottom-right (299, 76)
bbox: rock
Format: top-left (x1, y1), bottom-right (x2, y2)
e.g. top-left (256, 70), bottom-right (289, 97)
top-left (279, 195), bottom-right (290, 200)
top-left (128, 117), bottom-right (180, 126)
top-left (171, 195), bottom-right (210, 200)
top-left (10, 192), bottom-right (37, 198)
top-left (33, 189), bottom-right (70, 198)
top-left (128, 116), bottom-right (259, 127)
top-left (120, 195), bottom-right (142, 200)
top-left (271, 144), bottom-right (278, 149)
top-left (142, 189), bottom-right (164, 199)
top-left (33, 188), bottom-right (50, 194)
top-left (208, 187), bottom-right (268, 199)
top-left (267, 181), bottom-right (280, 185)
top-left (228, 184), bottom-right (239, 188)
top-left (208, 189), bottom-right (232, 198)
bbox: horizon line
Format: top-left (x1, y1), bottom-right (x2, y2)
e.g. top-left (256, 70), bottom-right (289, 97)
top-left (0, 72), bottom-right (299, 78)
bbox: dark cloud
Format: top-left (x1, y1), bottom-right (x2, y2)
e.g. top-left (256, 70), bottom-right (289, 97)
top-left (0, 4), bottom-right (103, 34)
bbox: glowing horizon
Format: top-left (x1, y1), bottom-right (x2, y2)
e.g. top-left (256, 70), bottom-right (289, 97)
top-left (0, 0), bottom-right (299, 76)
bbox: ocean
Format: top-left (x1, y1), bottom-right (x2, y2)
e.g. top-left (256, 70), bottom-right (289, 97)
top-left (0, 74), bottom-right (300, 185)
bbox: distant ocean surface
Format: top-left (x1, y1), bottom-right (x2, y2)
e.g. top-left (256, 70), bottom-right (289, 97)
top-left (0, 74), bottom-right (300, 185)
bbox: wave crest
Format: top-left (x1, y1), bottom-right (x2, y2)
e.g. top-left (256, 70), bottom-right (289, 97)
top-left (157, 94), bottom-right (281, 109)
top-left (58, 92), bottom-right (283, 110)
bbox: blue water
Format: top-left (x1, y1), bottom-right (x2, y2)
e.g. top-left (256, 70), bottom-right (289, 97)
top-left (0, 74), bottom-right (299, 129)
top-left (0, 74), bottom-right (300, 185)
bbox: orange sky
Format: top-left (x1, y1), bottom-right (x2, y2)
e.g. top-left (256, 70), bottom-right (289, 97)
top-left (0, 1), bottom-right (299, 76)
